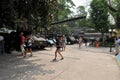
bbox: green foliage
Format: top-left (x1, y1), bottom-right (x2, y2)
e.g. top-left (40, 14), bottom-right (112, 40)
top-left (75, 6), bottom-right (91, 28)
top-left (0, 0), bottom-right (75, 35)
top-left (90, 0), bottom-right (110, 34)
top-left (108, 0), bottom-right (120, 28)
top-left (0, 0), bottom-right (58, 31)
top-left (50, 0), bottom-right (75, 35)
top-left (76, 6), bottom-right (87, 16)
top-left (53, 24), bottom-right (74, 35)
top-left (55, 0), bottom-right (75, 21)
top-left (0, 0), bottom-right (16, 28)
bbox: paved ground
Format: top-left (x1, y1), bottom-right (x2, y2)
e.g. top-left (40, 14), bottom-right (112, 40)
top-left (0, 44), bottom-right (120, 80)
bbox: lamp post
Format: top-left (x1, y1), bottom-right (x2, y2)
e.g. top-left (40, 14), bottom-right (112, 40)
top-left (109, 29), bottom-right (112, 52)
top-left (109, 29), bottom-right (116, 52)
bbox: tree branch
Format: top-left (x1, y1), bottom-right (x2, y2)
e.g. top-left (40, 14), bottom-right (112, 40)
top-left (108, 5), bottom-right (117, 12)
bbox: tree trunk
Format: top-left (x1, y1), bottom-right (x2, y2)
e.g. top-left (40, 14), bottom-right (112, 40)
top-left (116, 15), bottom-right (120, 28)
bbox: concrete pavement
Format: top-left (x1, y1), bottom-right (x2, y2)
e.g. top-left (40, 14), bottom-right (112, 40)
top-left (0, 44), bottom-right (120, 80)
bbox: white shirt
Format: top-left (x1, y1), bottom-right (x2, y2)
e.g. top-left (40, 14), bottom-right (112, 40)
top-left (0, 35), bottom-right (4, 41)
top-left (79, 37), bottom-right (83, 43)
top-left (115, 39), bottom-right (120, 47)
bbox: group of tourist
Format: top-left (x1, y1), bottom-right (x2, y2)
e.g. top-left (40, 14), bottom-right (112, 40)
top-left (1, 31), bottom-right (120, 59)
top-left (19, 32), bottom-right (33, 58)
top-left (19, 32), bottom-right (67, 60)
top-left (78, 34), bottom-right (120, 56)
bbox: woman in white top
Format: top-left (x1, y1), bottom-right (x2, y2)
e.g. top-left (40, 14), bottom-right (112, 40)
top-left (115, 37), bottom-right (120, 56)
top-left (61, 35), bottom-right (67, 51)
top-left (78, 36), bottom-right (83, 48)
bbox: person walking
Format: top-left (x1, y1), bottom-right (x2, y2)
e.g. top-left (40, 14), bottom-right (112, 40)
top-left (78, 36), bottom-right (83, 48)
top-left (24, 35), bottom-right (33, 57)
top-left (19, 32), bottom-right (26, 57)
top-left (53, 37), bottom-right (64, 61)
top-left (115, 36), bottom-right (120, 56)
top-left (83, 38), bottom-right (88, 46)
top-left (61, 35), bottom-right (67, 51)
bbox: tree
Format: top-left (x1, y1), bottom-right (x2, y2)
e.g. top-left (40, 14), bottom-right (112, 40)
top-left (51, 0), bottom-right (75, 35)
top-left (14, 0), bottom-right (57, 32)
top-left (108, 0), bottom-right (120, 28)
top-left (76, 6), bottom-right (87, 16)
top-left (0, 0), bottom-right (75, 35)
top-left (0, 0), bottom-right (16, 28)
top-left (54, 0), bottom-right (75, 21)
top-left (90, 0), bottom-right (109, 35)
top-left (75, 6), bottom-right (87, 28)
top-left (0, 0), bottom-right (58, 32)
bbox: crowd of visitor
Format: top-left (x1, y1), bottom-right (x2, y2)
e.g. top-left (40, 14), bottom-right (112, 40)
top-left (1, 31), bottom-right (120, 59)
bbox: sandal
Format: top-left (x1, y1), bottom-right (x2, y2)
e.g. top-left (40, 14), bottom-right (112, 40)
top-left (52, 59), bottom-right (56, 61)
top-left (61, 57), bottom-right (64, 60)
top-left (30, 55), bottom-right (32, 57)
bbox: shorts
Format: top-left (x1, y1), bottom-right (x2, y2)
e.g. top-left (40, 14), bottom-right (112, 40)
top-left (56, 47), bottom-right (61, 50)
top-left (20, 44), bottom-right (25, 53)
top-left (25, 46), bottom-right (32, 50)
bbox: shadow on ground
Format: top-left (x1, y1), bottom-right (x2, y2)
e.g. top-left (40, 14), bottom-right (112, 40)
top-left (0, 53), bottom-right (55, 80)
